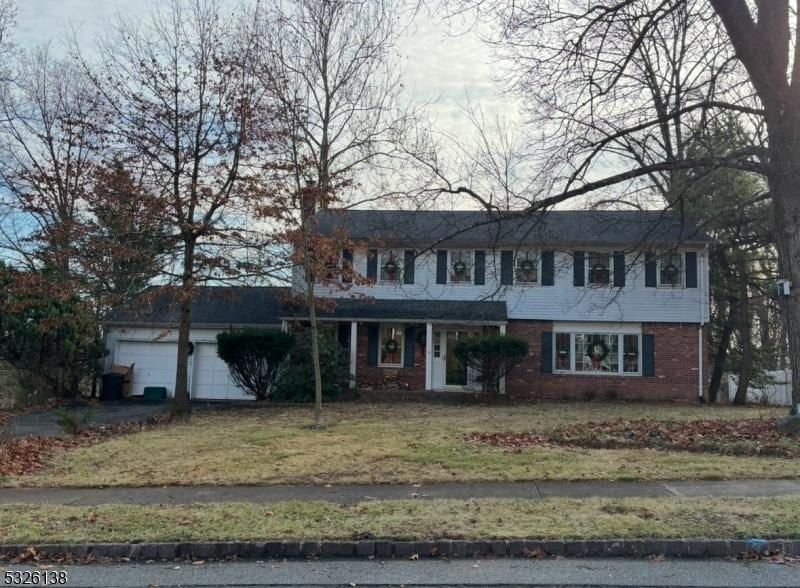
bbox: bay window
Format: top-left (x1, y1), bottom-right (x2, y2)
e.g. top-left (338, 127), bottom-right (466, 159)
top-left (553, 330), bottom-right (641, 375)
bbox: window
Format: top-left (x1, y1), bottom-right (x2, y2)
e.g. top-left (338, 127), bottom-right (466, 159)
top-left (553, 331), bottom-right (641, 375)
top-left (515, 250), bottom-right (539, 284)
top-left (659, 252), bottom-right (683, 287)
top-left (379, 324), bottom-right (404, 366)
top-left (379, 250), bottom-right (403, 283)
top-left (449, 250), bottom-right (473, 284)
top-left (587, 251), bottom-right (612, 286)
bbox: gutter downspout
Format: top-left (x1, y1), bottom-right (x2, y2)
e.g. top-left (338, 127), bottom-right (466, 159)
top-left (698, 244), bottom-right (708, 401)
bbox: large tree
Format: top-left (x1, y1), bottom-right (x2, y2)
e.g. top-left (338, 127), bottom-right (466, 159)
top-left (450, 0), bottom-right (800, 414)
top-left (79, 0), bottom-right (276, 413)
top-left (254, 0), bottom-right (414, 427)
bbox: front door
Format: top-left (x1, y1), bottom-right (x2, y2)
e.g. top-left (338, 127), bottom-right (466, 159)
top-left (431, 329), bottom-right (481, 391)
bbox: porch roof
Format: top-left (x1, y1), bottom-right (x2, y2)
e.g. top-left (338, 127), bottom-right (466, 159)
top-left (282, 298), bottom-right (507, 324)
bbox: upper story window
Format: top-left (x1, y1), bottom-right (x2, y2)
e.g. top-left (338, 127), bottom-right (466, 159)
top-left (515, 250), bottom-right (539, 284)
top-left (659, 252), bottom-right (683, 287)
top-left (449, 250), bottom-right (473, 284)
top-left (587, 251), bottom-right (612, 286)
top-left (379, 249), bottom-right (403, 283)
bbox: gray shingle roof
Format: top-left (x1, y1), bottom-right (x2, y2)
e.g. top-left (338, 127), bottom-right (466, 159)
top-left (106, 286), bottom-right (289, 327)
top-left (315, 209), bottom-right (711, 247)
top-left (282, 298), bottom-right (507, 323)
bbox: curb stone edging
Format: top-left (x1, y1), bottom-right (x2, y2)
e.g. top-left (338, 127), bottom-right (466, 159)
top-left (0, 539), bottom-right (797, 561)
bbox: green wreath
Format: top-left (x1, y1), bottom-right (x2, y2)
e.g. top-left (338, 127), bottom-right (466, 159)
top-left (383, 338), bottom-right (399, 353)
top-left (586, 337), bottom-right (610, 361)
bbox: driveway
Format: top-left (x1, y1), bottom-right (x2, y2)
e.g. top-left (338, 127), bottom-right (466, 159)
top-left (1, 402), bottom-right (168, 438)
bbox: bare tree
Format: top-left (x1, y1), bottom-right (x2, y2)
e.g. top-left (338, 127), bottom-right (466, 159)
top-left (79, 0), bottom-right (276, 414)
top-left (254, 0), bottom-right (416, 427)
top-left (446, 0), bottom-right (800, 416)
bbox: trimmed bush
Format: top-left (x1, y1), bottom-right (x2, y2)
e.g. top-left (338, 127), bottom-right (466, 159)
top-left (453, 334), bottom-right (529, 395)
top-left (217, 329), bottom-right (294, 400)
top-left (272, 328), bottom-right (348, 403)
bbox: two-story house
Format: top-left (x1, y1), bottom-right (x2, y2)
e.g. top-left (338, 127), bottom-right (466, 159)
top-left (297, 209), bottom-right (711, 401)
top-left (104, 208), bottom-right (711, 402)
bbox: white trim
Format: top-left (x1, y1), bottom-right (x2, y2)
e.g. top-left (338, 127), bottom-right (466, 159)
top-left (425, 322), bottom-right (433, 390)
top-left (349, 321), bottom-right (357, 389)
top-left (656, 250), bottom-right (685, 288)
top-left (378, 249), bottom-right (403, 284)
top-left (584, 249), bottom-right (615, 287)
top-left (553, 331), bottom-right (643, 376)
top-left (448, 249), bottom-right (474, 285)
top-left (513, 249), bottom-right (541, 286)
top-left (378, 323), bottom-right (404, 368)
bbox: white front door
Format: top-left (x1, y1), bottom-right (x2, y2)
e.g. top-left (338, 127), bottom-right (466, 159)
top-left (431, 329), bottom-right (482, 391)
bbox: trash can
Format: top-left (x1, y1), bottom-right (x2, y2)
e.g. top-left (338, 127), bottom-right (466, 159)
top-left (101, 372), bottom-right (125, 401)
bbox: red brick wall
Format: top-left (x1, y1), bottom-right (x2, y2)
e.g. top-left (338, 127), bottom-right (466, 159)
top-left (355, 324), bottom-right (426, 390)
top-left (505, 320), bottom-right (710, 402)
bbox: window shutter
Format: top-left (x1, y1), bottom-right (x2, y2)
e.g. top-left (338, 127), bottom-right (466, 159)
top-left (573, 251), bottom-right (585, 286)
top-left (337, 323), bottom-right (350, 348)
top-left (541, 331), bottom-right (553, 373)
top-left (403, 250), bottom-right (415, 284)
top-left (613, 251), bottom-right (626, 287)
top-left (685, 251), bottom-right (698, 288)
top-left (367, 324), bottom-right (379, 367)
top-left (642, 334), bottom-right (655, 377)
top-left (541, 250), bottom-right (555, 286)
top-left (367, 249), bottom-right (378, 281)
top-left (645, 252), bottom-right (657, 287)
top-left (474, 250), bottom-right (486, 285)
top-left (403, 325), bottom-right (415, 368)
top-left (436, 250), bottom-right (448, 284)
top-left (500, 250), bottom-right (514, 285)
top-left (342, 249), bottom-right (353, 283)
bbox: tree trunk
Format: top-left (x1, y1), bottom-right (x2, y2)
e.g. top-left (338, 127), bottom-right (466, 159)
top-left (708, 300), bottom-right (735, 403)
top-left (172, 239), bottom-right (195, 415)
top-left (733, 254), bottom-right (753, 405)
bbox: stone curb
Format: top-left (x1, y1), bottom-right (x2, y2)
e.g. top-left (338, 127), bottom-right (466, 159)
top-left (0, 539), bottom-right (797, 561)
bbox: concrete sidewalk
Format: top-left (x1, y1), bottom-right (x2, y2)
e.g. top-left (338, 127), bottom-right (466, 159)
top-left (1, 479), bottom-right (799, 506)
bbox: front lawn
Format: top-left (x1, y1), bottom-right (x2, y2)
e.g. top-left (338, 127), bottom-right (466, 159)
top-left (1, 496), bottom-right (799, 543)
top-left (4, 402), bottom-right (797, 487)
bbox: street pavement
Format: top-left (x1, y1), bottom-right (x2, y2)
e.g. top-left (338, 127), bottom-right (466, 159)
top-left (4, 558), bottom-right (798, 587)
top-left (1, 479), bottom-right (799, 505)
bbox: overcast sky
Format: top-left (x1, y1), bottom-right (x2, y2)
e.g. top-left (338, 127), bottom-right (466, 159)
top-left (14, 0), bottom-right (517, 138)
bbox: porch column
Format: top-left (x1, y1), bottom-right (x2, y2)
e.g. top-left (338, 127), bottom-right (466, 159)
top-left (349, 321), bottom-right (358, 389)
top-left (499, 323), bottom-right (507, 395)
top-left (425, 322), bottom-right (433, 390)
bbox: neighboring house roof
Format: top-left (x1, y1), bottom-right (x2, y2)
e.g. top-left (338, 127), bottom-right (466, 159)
top-left (281, 298), bottom-right (507, 324)
top-left (315, 209), bottom-right (712, 247)
top-left (106, 286), bottom-right (289, 327)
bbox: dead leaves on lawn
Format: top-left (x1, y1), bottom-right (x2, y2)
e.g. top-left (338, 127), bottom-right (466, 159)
top-left (465, 418), bottom-right (799, 458)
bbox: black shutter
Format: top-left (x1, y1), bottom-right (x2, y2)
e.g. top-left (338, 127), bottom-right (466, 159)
top-left (342, 249), bottom-right (353, 283)
top-left (500, 250), bottom-right (514, 285)
top-left (541, 331), bottom-right (553, 373)
top-left (613, 251), bottom-right (626, 287)
top-left (642, 334), bottom-right (655, 377)
top-left (474, 250), bottom-right (486, 285)
top-left (337, 322), bottom-right (350, 349)
top-left (573, 251), bottom-right (585, 286)
top-left (645, 252), bottom-right (657, 287)
top-left (403, 250), bottom-right (415, 284)
top-left (685, 251), bottom-right (698, 288)
top-left (367, 324), bottom-right (379, 367)
top-left (436, 250), bottom-right (448, 284)
top-left (367, 249), bottom-right (378, 281)
top-left (403, 325), bottom-right (415, 368)
top-left (541, 250), bottom-right (555, 286)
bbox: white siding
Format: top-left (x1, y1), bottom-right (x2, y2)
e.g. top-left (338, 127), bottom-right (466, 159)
top-left (300, 247), bottom-right (710, 324)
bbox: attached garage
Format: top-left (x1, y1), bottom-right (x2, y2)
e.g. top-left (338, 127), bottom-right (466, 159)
top-left (105, 286), bottom-right (287, 401)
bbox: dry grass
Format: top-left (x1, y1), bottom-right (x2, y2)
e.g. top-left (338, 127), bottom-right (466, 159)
top-left (1, 496), bottom-right (799, 544)
top-left (4, 402), bottom-right (797, 488)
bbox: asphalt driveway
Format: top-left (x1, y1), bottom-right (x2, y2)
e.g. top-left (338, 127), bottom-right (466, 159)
top-left (1, 402), bottom-right (167, 438)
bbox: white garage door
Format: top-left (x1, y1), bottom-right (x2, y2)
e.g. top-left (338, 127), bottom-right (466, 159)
top-left (116, 341), bottom-right (179, 397)
top-left (192, 342), bottom-right (251, 401)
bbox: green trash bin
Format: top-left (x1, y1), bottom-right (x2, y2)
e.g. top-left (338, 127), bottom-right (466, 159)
top-left (142, 386), bottom-right (168, 403)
